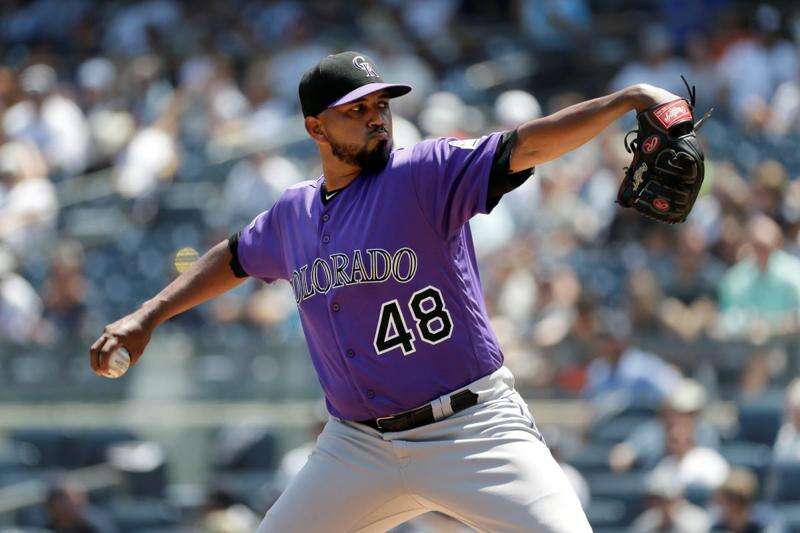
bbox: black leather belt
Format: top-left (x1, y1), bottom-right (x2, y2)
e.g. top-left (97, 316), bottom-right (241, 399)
top-left (359, 389), bottom-right (479, 432)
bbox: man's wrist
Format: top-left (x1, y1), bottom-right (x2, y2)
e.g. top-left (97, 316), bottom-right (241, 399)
top-left (138, 299), bottom-right (165, 330)
top-left (624, 84), bottom-right (682, 113)
top-left (622, 85), bottom-right (649, 113)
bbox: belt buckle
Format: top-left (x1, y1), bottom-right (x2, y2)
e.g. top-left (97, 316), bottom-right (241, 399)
top-left (374, 415), bottom-right (394, 432)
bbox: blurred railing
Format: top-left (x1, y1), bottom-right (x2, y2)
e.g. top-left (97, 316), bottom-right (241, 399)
top-left (1, 328), bottom-right (797, 404)
top-left (0, 328), bottom-right (314, 403)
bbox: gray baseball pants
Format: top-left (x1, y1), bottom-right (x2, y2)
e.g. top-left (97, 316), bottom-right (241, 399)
top-left (257, 366), bottom-right (592, 532)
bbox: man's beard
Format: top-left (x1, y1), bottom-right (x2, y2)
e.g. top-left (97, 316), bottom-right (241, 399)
top-left (330, 136), bottom-right (392, 175)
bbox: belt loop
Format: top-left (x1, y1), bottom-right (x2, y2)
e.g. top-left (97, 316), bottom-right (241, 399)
top-left (440, 392), bottom-right (454, 418)
top-left (431, 397), bottom-right (445, 421)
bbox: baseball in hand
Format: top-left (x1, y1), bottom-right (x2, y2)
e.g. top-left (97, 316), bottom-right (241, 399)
top-left (102, 347), bottom-right (131, 379)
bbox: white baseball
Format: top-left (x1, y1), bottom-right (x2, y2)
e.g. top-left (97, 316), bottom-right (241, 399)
top-left (102, 347), bottom-right (131, 379)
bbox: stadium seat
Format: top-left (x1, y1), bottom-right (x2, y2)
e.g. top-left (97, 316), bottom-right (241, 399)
top-left (585, 497), bottom-right (627, 528)
top-left (8, 355), bottom-right (59, 388)
top-left (9, 429), bottom-right (68, 468)
top-left (587, 412), bottom-right (656, 444)
top-left (0, 467), bottom-right (49, 488)
top-left (735, 392), bottom-right (784, 446)
top-left (586, 471), bottom-right (648, 524)
top-left (212, 428), bottom-right (279, 471)
top-left (775, 503), bottom-right (800, 533)
top-left (9, 429), bottom-right (140, 469)
top-left (137, 529), bottom-right (198, 533)
top-left (107, 441), bottom-right (168, 499)
top-left (107, 497), bottom-right (182, 533)
top-left (566, 442), bottom-right (614, 474)
top-left (213, 470), bottom-right (277, 505)
top-left (720, 441), bottom-right (773, 488)
top-left (768, 462), bottom-right (800, 503)
top-left (63, 429), bottom-right (139, 468)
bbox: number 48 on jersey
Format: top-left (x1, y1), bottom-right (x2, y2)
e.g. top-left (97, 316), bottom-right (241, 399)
top-left (373, 285), bottom-right (453, 355)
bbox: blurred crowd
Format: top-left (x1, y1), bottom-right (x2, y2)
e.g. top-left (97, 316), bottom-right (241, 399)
top-left (1, 0), bottom-right (800, 399)
top-left (0, 0), bottom-right (798, 389)
top-left (1, 1), bottom-right (800, 530)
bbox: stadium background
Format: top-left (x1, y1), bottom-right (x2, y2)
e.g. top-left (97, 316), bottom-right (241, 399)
top-left (2, 0), bottom-right (800, 531)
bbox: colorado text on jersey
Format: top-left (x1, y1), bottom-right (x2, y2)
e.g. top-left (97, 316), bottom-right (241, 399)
top-left (289, 247), bottom-right (419, 303)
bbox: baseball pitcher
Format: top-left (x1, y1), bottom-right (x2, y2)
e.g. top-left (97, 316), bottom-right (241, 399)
top-left (90, 51), bottom-right (704, 531)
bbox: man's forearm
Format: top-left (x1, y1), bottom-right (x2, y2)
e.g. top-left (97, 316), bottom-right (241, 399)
top-left (510, 84), bottom-right (676, 170)
top-left (138, 240), bottom-right (247, 328)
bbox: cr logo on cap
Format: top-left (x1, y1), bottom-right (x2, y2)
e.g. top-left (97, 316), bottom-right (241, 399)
top-left (353, 56), bottom-right (379, 78)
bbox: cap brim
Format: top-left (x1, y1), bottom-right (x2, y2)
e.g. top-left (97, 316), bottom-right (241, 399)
top-left (328, 82), bottom-right (412, 109)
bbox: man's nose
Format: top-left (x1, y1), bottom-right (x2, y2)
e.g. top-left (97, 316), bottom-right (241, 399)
top-left (367, 109), bottom-right (385, 129)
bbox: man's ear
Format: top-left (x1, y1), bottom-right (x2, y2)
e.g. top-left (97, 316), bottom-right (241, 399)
top-left (305, 116), bottom-right (328, 144)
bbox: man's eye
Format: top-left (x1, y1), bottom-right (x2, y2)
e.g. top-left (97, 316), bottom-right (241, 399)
top-left (378, 101), bottom-right (388, 108)
top-left (351, 106), bottom-right (362, 112)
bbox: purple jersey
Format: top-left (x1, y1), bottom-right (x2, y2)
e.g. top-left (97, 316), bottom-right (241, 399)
top-left (237, 133), bottom-right (506, 420)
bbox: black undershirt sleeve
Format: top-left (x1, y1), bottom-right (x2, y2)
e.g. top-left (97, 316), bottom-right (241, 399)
top-left (227, 231), bottom-right (248, 278)
top-left (486, 129), bottom-right (535, 213)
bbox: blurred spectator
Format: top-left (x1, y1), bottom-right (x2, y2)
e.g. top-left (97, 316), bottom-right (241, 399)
top-left (547, 296), bottom-right (597, 393)
top-left (493, 90), bottom-right (542, 131)
top-left (659, 225), bottom-right (722, 342)
top-left (78, 57), bottom-right (137, 166)
top-left (102, 0), bottom-right (181, 57)
top-left (631, 467), bottom-right (712, 533)
top-left (531, 267), bottom-right (583, 351)
top-left (710, 468), bottom-right (777, 532)
top-left (113, 92), bottom-right (182, 199)
top-left (610, 25), bottom-right (690, 95)
top-left (244, 283), bottom-right (297, 335)
top-left (40, 240), bottom-right (88, 338)
top-left (418, 91), bottom-right (469, 138)
top-left (264, 35), bottom-right (330, 102)
top-left (583, 312), bottom-right (682, 411)
top-left (750, 160), bottom-right (788, 221)
top-left (44, 475), bottom-right (118, 533)
top-left (0, 140), bottom-right (58, 255)
top-left (774, 378), bottom-right (800, 462)
top-left (716, 4), bottom-right (798, 130)
top-left (649, 408), bottom-right (730, 492)
top-left (517, 0), bottom-right (592, 53)
top-left (682, 32), bottom-right (720, 114)
top-left (403, 0), bottom-right (459, 37)
top-left (0, 0), bottom-right (92, 43)
top-left (3, 64), bottom-right (91, 177)
top-left (610, 378), bottom-right (720, 472)
top-left (717, 214), bottom-right (800, 342)
top-left (768, 76), bottom-right (800, 137)
top-left (626, 267), bottom-right (666, 338)
top-left (383, 59), bottom-right (434, 117)
top-left (0, 245), bottom-right (46, 344)
top-left (221, 153), bottom-right (301, 225)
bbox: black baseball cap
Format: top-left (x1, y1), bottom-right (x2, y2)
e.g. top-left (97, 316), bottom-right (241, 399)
top-left (299, 51), bottom-right (412, 117)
